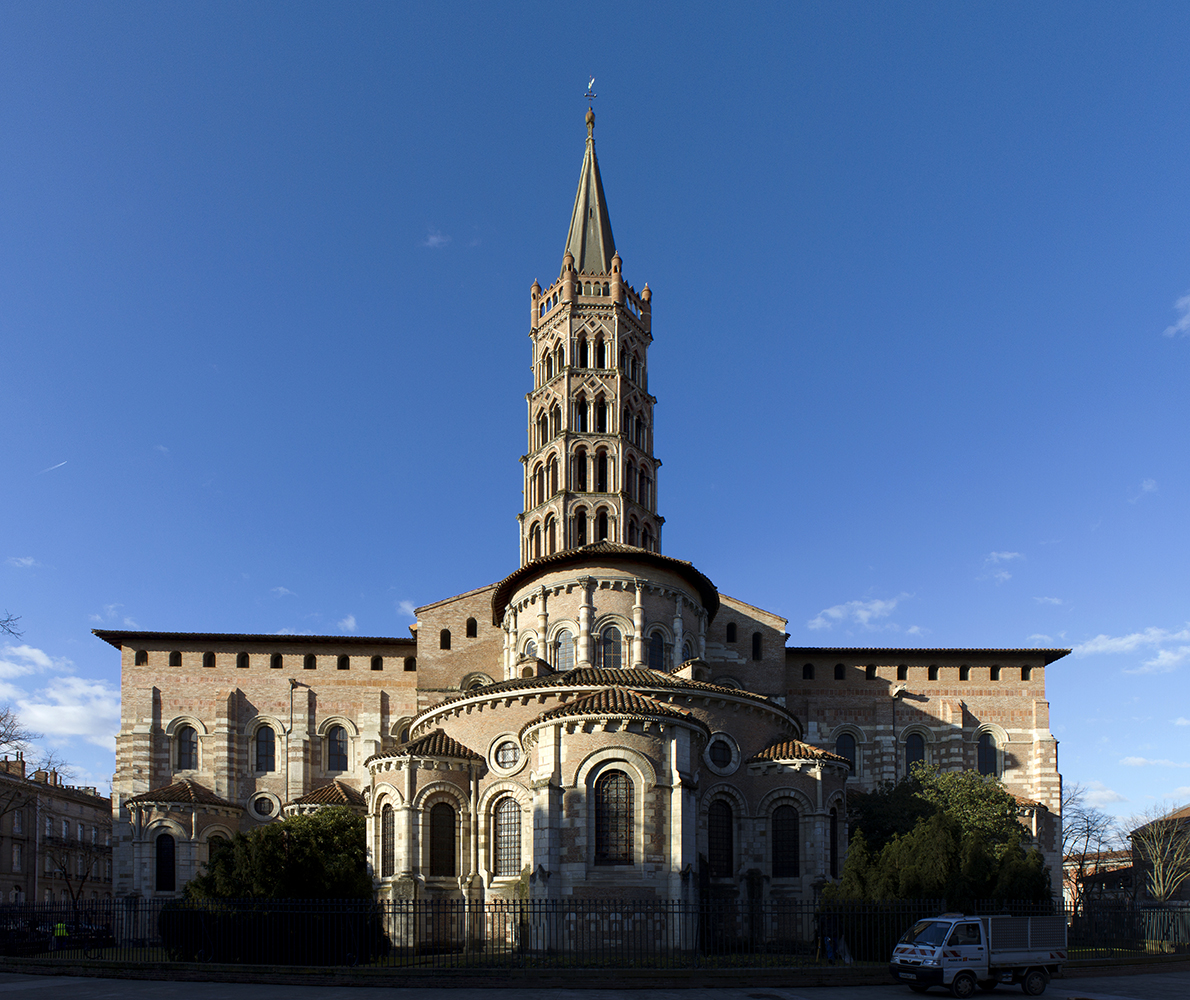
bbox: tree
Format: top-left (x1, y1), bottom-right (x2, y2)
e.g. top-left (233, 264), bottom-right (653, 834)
top-left (43, 832), bottom-right (110, 912)
top-left (186, 807), bottom-right (370, 900)
top-left (1127, 802), bottom-right (1190, 903)
top-left (1062, 782), bottom-right (1120, 910)
top-left (0, 611), bottom-right (21, 637)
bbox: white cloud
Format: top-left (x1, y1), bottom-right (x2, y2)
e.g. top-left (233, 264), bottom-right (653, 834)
top-left (1034, 596), bottom-right (1064, 606)
top-left (1129, 478), bottom-right (1158, 503)
top-left (421, 228), bottom-right (451, 249)
top-left (1028, 633), bottom-right (1054, 644)
top-left (808, 594), bottom-right (908, 631)
top-left (337, 614), bottom-right (357, 633)
top-left (396, 600), bottom-right (417, 621)
top-left (990, 570), bottom-right (1012, 584)
top-left (1084, 781), bottom-right (1127, 807)
top-left (273, 628), bottom-right (314, 636)
top-left (271, 587), bottom-right (297, 598)
top-left (153, 444), bottom-right (170, 456)
top-left (1074, 626), bottom-right (1190, 673)
top-left (1175, 718), bottom-right (1190, 727)
top-left (987, 551), bottom-right (1023, 564)
top-left (1120, 756), bottom-right (1190, 768)
top-left (17, 675), bottom-right (120, 750)
top-left (5, 556), bottom-right (38, 569)
top-left (1162, 291), bottom-right (1190, 338)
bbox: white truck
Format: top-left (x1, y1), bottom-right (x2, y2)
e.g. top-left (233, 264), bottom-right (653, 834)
top-left (889, 912), bottom-right (1067, 997)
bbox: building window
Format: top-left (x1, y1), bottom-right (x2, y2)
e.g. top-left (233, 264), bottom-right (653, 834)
top-left (594, 769), bottom-right (633, 865)
top-left (337, 655), bottom-right (350, 671)
top-left (834, 663), bottom-right (846, 681)
top-left (371, 655), bottom-right (383, 671)
top-left (725, 622), bottom-right (736, 643)
top-left (429, 802), bottom-right (456, 877)
top-left (772, 805), bottom-right (799, 877)
top-left (708, 737), bottom-right (733, 769)
top-left (928, 665), bottom-right (939, 681)
top-left (176, 725), bottom-right (198, 771)
top-left (156, 833), bottom-right (176, 893)
top-left (236, 652), bottom-right (249, 669)
top-left (466, 617), bottom-right (478, 638)
top-left (135, 650), bottom-right (148, 666)
top-left (596, 452), bottom-right (608, 491)
top-left (381, 804), bottom-right (395, 878)
top-left (575, 448), bottom-right (588, 490)
top-left (304, 653), bottom-right (316, 670)
top-left (44, 816), bottom-right (51, 838)
top-left (203, 652), bottom-right (216, 669)
top-left (829, 808), bottom-right (839, 879)
top-left (62, 819), bottom-right (69, 839)
top-left (169, 651), bottom-right (182, 667)
top-left (596, 510), bottom-right (608, 540)
top-left (255, 727), bottom-right (276, 772)
top-left (555, 630), bottom-right (575, 671)
top-left (271, 653), bottom-right (283, 669)
top-left (897, 664), bottom-right (907, 681)
top-left (751, 632), bottom-right (762, 661)
top-left (598, 627), bottom-right (622, 670)
top-left (865, 664), bottom-right (877, 680)
top-left (494, 797), bottom-right (521, 876)
top-left (990, 665), bottom-right (1001, 681)
top-left (959, 664), bottom-right (970, 681)
top-left (647, 631), bottom-right (666, 670)
top-left (404, 657), bottom-right (417, 671)
top-left (495, 740), bottom-right (520, 769)
top-left (803, 663), bottom-right (814, 680)
top-left (707, 800), bottom-right (733, 876)
top-left (905, 733), bottom-right (925, 775)
top-left (523, 639), bottom-right (537, 661)
top-left (574, 508), bottom-right (588, 545)
top-left (977, 732), bottom-right (999, 776)
top-left (12, 811), bottom-right (21, 835)
top-left (440, 629), bottom-right (451, 650)
top-left (835, 733), bottom-right (856, 775)
top-left (326, 726), bottom-right (348, 772)
top-left (12, 844), bottom-right (21, 872)
top-left (1021, 665), bottom-right (1032, 681)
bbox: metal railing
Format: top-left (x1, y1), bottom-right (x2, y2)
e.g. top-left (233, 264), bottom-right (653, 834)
top-left (0, 897), bottom-right (1186, 970)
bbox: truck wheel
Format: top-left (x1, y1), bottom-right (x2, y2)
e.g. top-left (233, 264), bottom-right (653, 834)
top-left (951, 972), bottom-right (977, 998)
top-left (1020, 969), bottom-right (1047, 995)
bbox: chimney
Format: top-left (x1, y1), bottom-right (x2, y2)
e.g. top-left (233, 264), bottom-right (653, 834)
top-left (0, 756), bottom-right (26, 779)
top-left (32, 770), bottom-right (48, 784)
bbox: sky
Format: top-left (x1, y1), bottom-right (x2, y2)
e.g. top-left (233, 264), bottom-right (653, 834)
top-left (2, 2), bottom-right (1188, 820)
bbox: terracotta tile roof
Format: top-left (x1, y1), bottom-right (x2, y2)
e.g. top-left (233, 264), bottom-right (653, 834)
top-left (123, 778), bottom-right (240, 809)
top-left (523, 687), bottom-right (702, 734)
top-left (366, 728), bottom-right (482, 765)
top-left (1012, 793), bottom-right (1050, 811)
top-left (93, 628), bottom-right (414, 650)
top-left (747, 739), bottom-right (850, 765)
top-left (489, 541), bottom-right (719, 626)
top-left (784, 646), bottom-right (1071, 664)
top-left (289, 780), bottom-right (366, 808)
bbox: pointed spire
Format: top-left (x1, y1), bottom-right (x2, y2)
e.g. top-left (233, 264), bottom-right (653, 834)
top-left (563, 108), bottom-right (616, 275)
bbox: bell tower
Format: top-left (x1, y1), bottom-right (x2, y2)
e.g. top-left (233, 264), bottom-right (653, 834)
top-left (519, 109), bottom-right (662, 566)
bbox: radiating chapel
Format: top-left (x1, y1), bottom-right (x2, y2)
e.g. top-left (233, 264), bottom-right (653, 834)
top-left (96, 110), bottom-right (1068, 903)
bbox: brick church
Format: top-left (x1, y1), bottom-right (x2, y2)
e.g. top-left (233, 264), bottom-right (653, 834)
top-left (96, 109), bottom-right (1067, 903)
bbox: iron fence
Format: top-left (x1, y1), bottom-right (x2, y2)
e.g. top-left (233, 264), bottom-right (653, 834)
top-left (0, 897), bottom-right (1186, 970)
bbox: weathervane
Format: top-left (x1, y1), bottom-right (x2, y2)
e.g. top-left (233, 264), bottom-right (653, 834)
top-left (585, 77), bottom-right (597, 101)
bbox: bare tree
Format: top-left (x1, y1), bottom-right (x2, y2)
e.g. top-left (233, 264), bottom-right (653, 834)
top-left (1127, 802), bottom-right (1190, 902)
top-left (43, 833), bottom-right (110, 913)
top-left (0, 611), bottom-right (21, 638)
top-left (1062, 782), bottom-right (1121, 910)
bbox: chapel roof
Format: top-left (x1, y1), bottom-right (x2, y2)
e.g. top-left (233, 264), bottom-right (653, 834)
top-left (123, 778), bottom-right (240, 809)
top-left (288, 780), bottom-right (367, 808)
top-left (521, 686), bottom-right (704, 736)
top-left (747, 739), bottom-right (850, 765)
top-left (564, 108), bottom-right (616, 275)
top-left (365, 728), bottom-right (483, 765)
top-left (490, 540), bottom-right (719, 625)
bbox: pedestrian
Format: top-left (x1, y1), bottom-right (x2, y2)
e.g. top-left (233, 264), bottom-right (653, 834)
top-left (53, 920), bottom-right (68, 951)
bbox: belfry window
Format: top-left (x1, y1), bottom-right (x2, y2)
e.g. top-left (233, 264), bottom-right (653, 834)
top-left (707, 800), bottom-right (733, 877)
top-left (574, 508), bottom-right (588, 546)
top-left (546, 516), bottom-right (557, 555)
top-left (626, 461), bottom-right (635, 500)
top-left (596, 509), bottom-right (608, 541)
top-left (548, 455), bottom-right (559, 495)
top-left (627, 520), bottom-right (638, 546)
top-left (255, 726), bottom-right (275, 772)
top-left (550, 404), bottom-right (561, 438)
top-left (595, 339), bottom-right (607, 368)
top-left (641, 525), bottom-right (652, 551)
top-left (596, 453), bottom-right (608, 492)
top-left (772, 805), bottom-right (799, 877)
top-left (593, 769), bottom-right (632, 865)
top-left (578, 338), bottom-right (589, 368)
top-left (596, 399), bottom-right (608, 433)
top-left (531, 522), bottom-right (542, 560)
top-left (575, 448), bottom-right (588, 491)
top-left (598, 627), bottom-right (623, 669)
top-left (536, 411), bottom-right (548, 448)
top-left (429, 802), bottom-right (456, 876)
top-left (576, 395), bottom-right (588, 432)
top-left (327, 726), bottom-right (348, 772)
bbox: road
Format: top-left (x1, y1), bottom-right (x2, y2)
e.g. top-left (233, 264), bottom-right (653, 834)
top-left (2, 969), bottom-right (1190, 1000)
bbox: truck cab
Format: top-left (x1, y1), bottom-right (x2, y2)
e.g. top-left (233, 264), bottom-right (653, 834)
top-left (889, 912), bottom-right (1065, 997)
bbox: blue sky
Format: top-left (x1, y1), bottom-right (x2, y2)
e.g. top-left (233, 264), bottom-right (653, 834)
top-left (2, 2), bottom-right (1188, 820)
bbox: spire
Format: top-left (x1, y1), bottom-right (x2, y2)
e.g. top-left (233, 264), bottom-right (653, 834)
top-left (564, 108), bottom-right (616, 275)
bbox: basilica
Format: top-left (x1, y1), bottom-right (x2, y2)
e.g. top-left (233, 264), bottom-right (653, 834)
top-left (97, 110), bottom-right (1066, 903)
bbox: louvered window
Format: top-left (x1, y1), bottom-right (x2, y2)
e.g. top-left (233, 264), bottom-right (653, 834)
top-left (707, 800), bottom-right (733, 876)
top-left (494, 797), bottom-right (521, 876)
top-left (594, 770), bottom-right (632, 865)
top-left (381, 804), bottom-right (395, 878)
top-left (772, 805), bottom-right (799, 877)
top-left (429, 802), bottom-right (456, 876)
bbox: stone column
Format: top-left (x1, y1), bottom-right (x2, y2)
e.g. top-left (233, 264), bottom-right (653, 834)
top-left (577, 577), bottom-right (594, 668)
top-left (531, 724), bottom-right (562, 899)
top-left (536, 587), bottom-right (549, 660)
top-left (632, 579), bottom-right (646, 667)
top-left (697, 609), bottom-right (707, 659)
top-left (672, 595), bottom-right (685, 671)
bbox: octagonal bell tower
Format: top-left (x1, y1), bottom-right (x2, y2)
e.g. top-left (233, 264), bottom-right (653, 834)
top-left (519, 109), bottom-right (662, 566)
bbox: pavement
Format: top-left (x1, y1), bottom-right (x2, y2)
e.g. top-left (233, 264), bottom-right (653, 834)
top-left (2, 968), bottom-right (1190, 1000)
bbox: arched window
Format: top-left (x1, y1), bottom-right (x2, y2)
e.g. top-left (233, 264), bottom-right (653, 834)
top-left (803, 663), bottom-right (814, 680)
top-left (627, 520), bottom-right (638, 546)
top-left (960, 664), bottom-right (971, 681)
top-left (641, 525), bottom-right (652, 551)
top-left (135, 650), bottom-right (148, 666)
top-left (977, 732), bottom-right (998, 776)
top-left (304, 653), bottom-right (316, 670)
top-left (466, 617), bottom-right (478, 638)
top-left (596, 399), bottom-right (608, 433)
top-left (404, 657), bottom-right (416, 671)
top-left (439, 629), bottom-right (451, 650)
top-left (626, 461), bottom-right (635, 500)
top-left (905, 733), bottom-right (925, 775)
top-left (751, 632), bottom-right (762, 661)
top-left (176, 726), bottom-right (198, 771)
top-left (272, 653), bottom-right (284, 669)
top-left (555, 345), bottom-right (564, 371)
top-left (897, 664), bottom-right (907, 680)
top-left (255, 727), bottom-right (275, 772)
top-left (596, 452), bottom-right (608, 492)
top-left (725, 623), bottom-right (737, 643)
top-left (236, 652), bottom-right (248, 669)
top-left (155, 833), bottom-right (176, 892)
top-left (575, 448), bottom-right (588, 491)
top-left (337, 655), bottom-right (349, 671)
top-left (548, 455), bottom-right (559, 495)
top-left (576, 395), bottom-right (588, 433)
top-left (555, 630), bottom-right (575, 671)
top-left (1021, 665), bottom-right (1032, 681)
top-left (639, 471), bottom-right (650, 508)
top-left (202, 652), bottom-right (216, 669)
top-left (168, 651), bottom-right (182, 666)
top-left (596, 509), bottom-right (608, 541)
top-left (593, 770), bottom-right (632, 865)
top-left (578, 338), bottom-right (589, 368)
top-left (599, 627), bottom-right (622, 669)
top-left (550, 404), bottom-right (561, 438)
top-left (371, 655), bottom-right (383, 671)
top-left (595, 339), bottom-right (607, 368)
top-left (523, 639), bottom-right (537, 661)
top-left (327, 726), bottom-right (348, 772)
top-left (532, 464), bottom-right (544, 506)
top-left (772, 805), bottom-right (799, 877)
top-left (536, 411), bottom-right (548, 448)
top-left (928, 665), bottom-right (939, 681)
top-left (707, 800), bottom-right (733, 876)
top-left (648, 631), bottom-right (665, 671)
top-left (429, 802), bottom-right (456, 876)
top-left (546, 516), bottom-right (557, 555)
top-left (835, 733), bottom-right (856, 775)
top-left (574, 507), bottom-right (588, 546)
top-left (990, 665), bottom-right (1001, 681)
top-left (544, 351), bottom-right (553, 380)
top-left (530, 522), bottom-right (542, 559)
top-left (834, 663), bottom-right (846, 680)
top-left (381, 804), bottom-right (395, 878)
top-left (494, 797), bottom-right (521, 876)
top-left (829, 808), bottom-right (839, 879)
